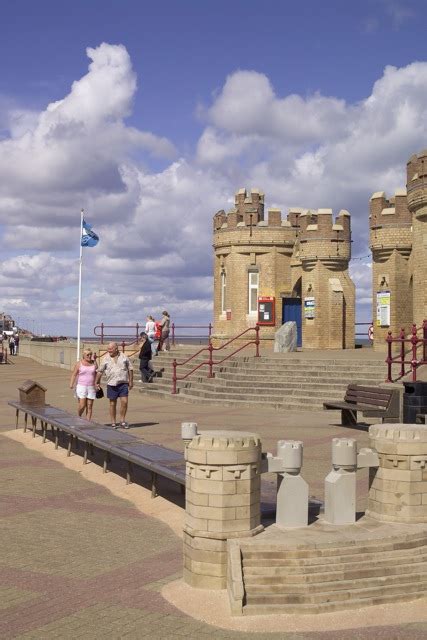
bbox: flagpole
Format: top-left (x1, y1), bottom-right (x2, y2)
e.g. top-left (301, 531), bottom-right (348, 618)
top-left (77, 209), bottom-right (84, 361)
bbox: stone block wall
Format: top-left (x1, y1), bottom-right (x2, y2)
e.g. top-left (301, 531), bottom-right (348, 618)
top-left (367, 423), bottom-right (427, 523)
top-left (183, 430), bottom-right (263, 589)
top-left (213, 190), bottom-right (355, 350)
top-left (370, 151), bottom-right (427, 350)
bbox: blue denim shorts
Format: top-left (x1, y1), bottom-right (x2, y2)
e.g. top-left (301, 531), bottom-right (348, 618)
top-left (107, 383), bottom-right (129, 400)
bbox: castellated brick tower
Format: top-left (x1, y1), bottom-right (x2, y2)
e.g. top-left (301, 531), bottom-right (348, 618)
top-left (369, 189), bottom-right (413, 351)
top-left (212, 189), bottom-right (355, 349)
top-left (297, 209), bottom-right (355, 349)
top-left (213, 188), bottom-right (297, 346)
top-left (407, 150), bottom-right (427, 327)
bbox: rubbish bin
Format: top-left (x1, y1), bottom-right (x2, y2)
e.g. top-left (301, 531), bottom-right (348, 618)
top-left (403, 381), bottom-right (427, 423)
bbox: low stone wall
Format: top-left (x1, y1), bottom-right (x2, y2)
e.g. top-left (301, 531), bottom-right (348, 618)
top-left (18, 339), bottom-right (99, 371)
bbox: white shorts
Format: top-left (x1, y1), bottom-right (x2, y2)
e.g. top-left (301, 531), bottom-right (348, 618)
top-left (76, 384), bottom-right (96, 400)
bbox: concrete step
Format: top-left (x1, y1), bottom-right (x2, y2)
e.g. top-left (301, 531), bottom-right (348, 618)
top-left (241, 534), bottom-right (427, 559)
top-left (174, 388), bottom-right (326, 404)
top-left (137, 387), bottom-right (325, 409)
top-left (242, 590), bottom-right (426, 615)
top-left (151, 361), bottom-right (386, 376)
top-left (243, 547), bottom-right (427, 571)
top-left (180, 383), bottom-right (352, 399)
top-left (243, 560), bottom-right (427, 586)
top-left (245, 578), bottom-right (427, 605)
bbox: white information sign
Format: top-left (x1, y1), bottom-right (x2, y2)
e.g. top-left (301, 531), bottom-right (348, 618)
top-left (304, 297), bottom-right (315, 319)
top-left (376, 291), bottom-right (391, 327)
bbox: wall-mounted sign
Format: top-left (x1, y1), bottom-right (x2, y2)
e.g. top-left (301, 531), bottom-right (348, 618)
top-left (257, 297), bottom-right (275, 325)
top-left (304, 297), bottom-right (315, 319)
top-left (376, 291), bottom-right (390, 327)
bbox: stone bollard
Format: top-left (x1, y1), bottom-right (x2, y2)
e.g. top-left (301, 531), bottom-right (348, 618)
top-left (275, 441), bottom-right (308, 528)
top-left (324, 438), bottom-right (357, 525)
top-left (181, 422), bottom-right (198, 446)
top-left (366, 423), bottom-right (427, 523)
top-left (183, 430), bottom-right (263, 589)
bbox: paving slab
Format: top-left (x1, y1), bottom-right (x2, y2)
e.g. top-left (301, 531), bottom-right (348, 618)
top-left (1, 355), bottom-right (426, 638)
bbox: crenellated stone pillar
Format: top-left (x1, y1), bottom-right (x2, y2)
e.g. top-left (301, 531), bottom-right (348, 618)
top-left (367, 423), bottom-right (427, 523)
top-left (183, 430), bottom-right (263, 589)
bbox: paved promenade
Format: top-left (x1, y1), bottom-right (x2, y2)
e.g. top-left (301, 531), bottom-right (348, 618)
top-left (1, 356), bottom-right (426, 638)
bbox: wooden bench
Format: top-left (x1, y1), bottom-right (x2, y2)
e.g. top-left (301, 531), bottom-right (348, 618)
top-left (323, 384), bottom-right (400, 426)
top-left (8, 400), bottom-right (185, 497)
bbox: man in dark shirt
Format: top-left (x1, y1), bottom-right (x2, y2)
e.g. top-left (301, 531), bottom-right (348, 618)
top-left (138, 332), bottom-right (154, 382)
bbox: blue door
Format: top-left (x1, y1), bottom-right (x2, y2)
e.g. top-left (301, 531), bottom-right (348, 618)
top-left (282, 298), bottom-right (302, 347)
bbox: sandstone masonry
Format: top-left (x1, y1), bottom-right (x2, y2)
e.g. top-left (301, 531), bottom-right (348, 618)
top-left (212, 189), bottom-right (355, 350)
top-left (370, 149), bottom-right (427, 350)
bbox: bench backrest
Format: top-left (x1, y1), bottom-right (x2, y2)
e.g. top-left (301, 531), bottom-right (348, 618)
top-left (344, 385), bottom-right (393, 408)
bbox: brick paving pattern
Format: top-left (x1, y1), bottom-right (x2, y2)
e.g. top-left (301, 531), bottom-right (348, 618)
top-left (1, 357), bottom-right (426, 638)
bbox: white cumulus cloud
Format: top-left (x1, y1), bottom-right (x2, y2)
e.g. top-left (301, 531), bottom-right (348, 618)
top-left (1, 44), bottom-right (426, 334)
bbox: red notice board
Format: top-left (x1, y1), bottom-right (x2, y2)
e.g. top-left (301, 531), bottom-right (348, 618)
top-left (257, 297), bottom-right (275, 325)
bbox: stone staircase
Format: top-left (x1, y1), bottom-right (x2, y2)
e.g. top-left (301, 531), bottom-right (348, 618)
top-left (134, 348), bottom-right (387, 411)
top-left (230, 531), bottom-right (427, 614)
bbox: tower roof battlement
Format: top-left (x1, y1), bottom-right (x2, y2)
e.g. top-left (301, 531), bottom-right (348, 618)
top-left (407, 149), bottom-right (427, 214)
top-left (298, 209), bottom-right (351, 243)
top-left (369, 189), bottom-right (411, 228)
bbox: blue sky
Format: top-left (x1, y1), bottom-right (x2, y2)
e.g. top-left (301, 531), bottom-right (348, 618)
top-left (0, 0), bottom-right (425, 335)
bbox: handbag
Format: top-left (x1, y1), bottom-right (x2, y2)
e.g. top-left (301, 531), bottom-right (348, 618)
top-left (95, 387), bottom-right (104, 399)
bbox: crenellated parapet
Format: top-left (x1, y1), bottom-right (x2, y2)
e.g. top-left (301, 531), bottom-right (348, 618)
top-left (213, 188), bottom-right (302, 250)
top-left (298, 209), bottom-right (352, 268)
top-left (407, 149), bottom-right (427, 218)
top-left (369, 189), bottom-right (412, 262)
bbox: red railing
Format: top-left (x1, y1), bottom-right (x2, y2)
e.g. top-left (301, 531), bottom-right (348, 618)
top-left (93, 322), bottom-right (212, 345)
top-left (386, 321), bottom-right (427, 382)
top-left (171, 323), bottom-right (212, 346)
top-left (172, 325), bottom-right (260, 394)
top-left (94, 324), bottom-right (142, 344)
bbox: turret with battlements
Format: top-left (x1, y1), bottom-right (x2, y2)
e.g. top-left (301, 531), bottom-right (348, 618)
top-left (407, 150), bottom-right (427, 327)
top-left (212, 189), bottom-right (355, 350)
top-left (369, 189), bottom-right (413, 350)
top-left (369, 150), bottom-right (427, 349)
top-left (297, 209), bottom-right (354, 349)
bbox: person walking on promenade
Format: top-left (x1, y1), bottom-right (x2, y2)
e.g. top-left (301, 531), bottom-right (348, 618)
top-left (70, 348), bottom-right (97, 420)
top-left (9, 335), bottom-right (15, 356)
top-left (157, 310), bottom-right (171, 352)
top-left (96, 342), bottom-right (133, 429)
top-left (138, 332), bottom-right (154, 382)
top-left (14, 333), bottom-right (19, 355)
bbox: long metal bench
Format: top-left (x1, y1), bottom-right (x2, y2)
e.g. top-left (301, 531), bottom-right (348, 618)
top-left (323, 384), bottom-right (400, 426)
top-left (8, 400), bottom-right (185, 497)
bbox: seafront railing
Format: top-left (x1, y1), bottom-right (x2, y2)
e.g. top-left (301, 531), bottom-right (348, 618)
top-left (93, 322), bottom-right (212, 346)
top-left (386, 321), bottom-right (427, 382)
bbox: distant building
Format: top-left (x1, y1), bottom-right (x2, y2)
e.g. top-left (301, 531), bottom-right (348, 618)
top-left (0, 313), bottom-right (16, 335)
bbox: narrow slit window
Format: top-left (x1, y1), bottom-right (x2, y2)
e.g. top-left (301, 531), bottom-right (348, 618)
top-left (248, 271), bottom-right (259, 314)
top-left (221, 271), bottom-right (227, 313)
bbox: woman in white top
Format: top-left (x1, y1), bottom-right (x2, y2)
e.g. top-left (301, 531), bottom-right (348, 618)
top-left (145, 315), bottom-right (156, 339)
top-left (69, 349), bottom-right (97, 419)
top-left (145, 315), bottom-right (156, 354)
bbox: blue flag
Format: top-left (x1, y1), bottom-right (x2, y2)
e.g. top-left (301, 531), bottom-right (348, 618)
top-left (81, 219), bottom-right (99, 247)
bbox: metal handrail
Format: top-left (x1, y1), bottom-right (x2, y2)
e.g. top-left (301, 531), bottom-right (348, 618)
top-left (172, 326), bottom-right (260, 394)
top-left (386, 321), bottom-right (427, 382)
top-left (94, 322), bottom-right (212, 345)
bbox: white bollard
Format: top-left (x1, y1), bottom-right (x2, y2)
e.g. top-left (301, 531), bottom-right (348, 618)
top-left (324, 438), bottom-right (357, 525)
top-left (181, 422), bottom-right (198, 446)
top-left (275, 440), bottom-right (309, 528)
